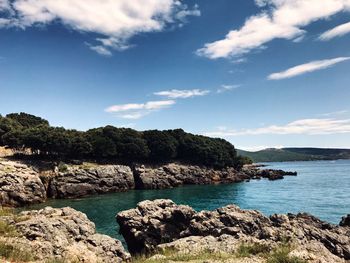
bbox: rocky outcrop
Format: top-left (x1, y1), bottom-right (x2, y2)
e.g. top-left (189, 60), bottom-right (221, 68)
top-left (240, 165), bottom-right (297, 180)
top-left (0, 159), bottom-right (46, 207)
top-left (133, 163), bottom-right (296, 190)
top-left (3, 207), bottom-right (130, 262)
top-left (0, 158), bottom-right (297, 206)
top-left (48, 164), bottom-right (134, 198)
top-left (117, 199), bottom-right (350, 262)
top-left (340, 214), bottom-right (350, 227)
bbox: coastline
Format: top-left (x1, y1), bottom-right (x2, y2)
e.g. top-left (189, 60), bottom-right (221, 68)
top-left (1, 199), bottom-right (349, 262)
top-left (0, 157), bottom-right (296, 208)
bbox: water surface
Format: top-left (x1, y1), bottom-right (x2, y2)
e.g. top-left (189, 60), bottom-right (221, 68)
top-left (25, 159), bottom-right (350, 240)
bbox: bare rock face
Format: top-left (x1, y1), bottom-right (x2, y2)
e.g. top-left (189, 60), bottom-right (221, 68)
top-left (48, 164), bottom-right (135, 198)
top-left (133, 163), bottom-right (297, 190)
top-left (117, 199), bottom-right (350, 261)
top-left (0, 159), bottom-right (46, 207)
top-left (117, 199), bottom-right (196, 254)
top-left (12, 207), bottom-right (130, 262)
top-left (133, 163), bottom-right (250, 190)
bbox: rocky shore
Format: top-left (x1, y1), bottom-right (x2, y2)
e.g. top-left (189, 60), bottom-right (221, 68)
top-left (0, 158), bottom-right (296, 207)
top-left (0, 207), bottom-right (130, 262)
top-left (117, 199), bottom-right (350, 262)
top-left (1, 200), bottom-right (348, 262)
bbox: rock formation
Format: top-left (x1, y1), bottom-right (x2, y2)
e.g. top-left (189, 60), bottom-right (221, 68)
top-left (0, 158), bottom-right (296, 206)
top-left (133, 163), bottom-right (295, 190)
top-left (48, 164), bottom-right (134, 198)
top-left (2, 207), bottom-right (130, 262)
top-left (117, 199), bottom-right (350, 262)
top-left (0, 159), bottom-right (46, 206)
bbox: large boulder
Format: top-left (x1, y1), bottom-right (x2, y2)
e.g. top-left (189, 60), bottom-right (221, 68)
top-left (117, 199), bottom-right (350, 261)
top-left (0, 159), bottom-right (46, 207)
top-left (48, 164), bottom-right (134, 198)
top-left (8, 207), bottom-right (130, 262)
top-left (117, 199), bottom-right (196, 254)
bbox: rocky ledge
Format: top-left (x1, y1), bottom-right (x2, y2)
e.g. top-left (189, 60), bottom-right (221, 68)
top-left (1, 207), bottom-right (130, 262)
top-left (117, 199), bottom-right (350, 262)
top-left (48, 164), bottom-right (134, 198)
top-left (133, 163), bottom-right (296, 190)
top-left (0, 159), bottom-right (46, 206)
top-left (0, 158), bottom-right (296, 207)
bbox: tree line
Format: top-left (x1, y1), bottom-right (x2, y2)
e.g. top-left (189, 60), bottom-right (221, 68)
top-left (0, 112), bottom-right (250, 169)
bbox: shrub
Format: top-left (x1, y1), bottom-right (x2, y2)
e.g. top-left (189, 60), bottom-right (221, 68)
top-left (0, 241), bottom-right (33, 262)
top-left (236, 242), bottom-right (270, 257)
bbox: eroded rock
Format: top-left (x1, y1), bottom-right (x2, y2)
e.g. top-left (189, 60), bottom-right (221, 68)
top-left (0, 159), bottom-right (46, 207)
top-left (117, 199), bottom-right (350, 261)
top-left (48, 164), bottom-right (134, 198)
top-left (7, 207), bottom-right (130, 262)
top-left (132, 163), bottom-right (293, 190)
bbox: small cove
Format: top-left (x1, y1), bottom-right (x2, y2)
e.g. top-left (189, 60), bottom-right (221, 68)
top-left (24, 159), bottom-right (350, 241)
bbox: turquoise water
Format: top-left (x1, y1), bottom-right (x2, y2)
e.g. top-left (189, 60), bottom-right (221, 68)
top-left (25, 160), bottom-right (350, 240)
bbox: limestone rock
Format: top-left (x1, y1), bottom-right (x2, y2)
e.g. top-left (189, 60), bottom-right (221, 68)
top-left (9, 206), bottom-right (130, 262)
top-left (117, 199), bottom-right (350, 262)
top-left (48, 164), bottom-right (134, 198)
top-left (0, 159), bottom-right (46, 207)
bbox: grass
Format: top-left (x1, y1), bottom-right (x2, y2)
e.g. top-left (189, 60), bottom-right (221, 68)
top-left (131, 248), bottom-right (232, 263)
top-left (266, 244), bottom-right (307, 263)
top-left (0, 241), bottom-right (33, 262)
top-left (130, 241), bottom-right (308, 263)
top-left (0, 207), bottom-right (14, 217)
top-left (236, 242), bottom-right (271, 257)
top-left (0, 221), bottom-right (17, 237)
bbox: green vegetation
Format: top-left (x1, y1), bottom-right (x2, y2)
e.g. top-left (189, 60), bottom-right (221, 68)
top-left (131, 242), bottom-right (307, 263)
top-left (266, 244), bottom-right (307, 263)
top-left (238, 148), bottom-right (350, 163)
top-left (0, 241), bottom-right (33, 262)
top-left (236, 242), bottom-right (270, 257)
top-left (131, 248), bottom-right (232, 263)
top-left (0, 112), bottom-right (250, 169)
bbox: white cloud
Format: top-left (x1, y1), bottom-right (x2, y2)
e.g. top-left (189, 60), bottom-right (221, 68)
top-left (204, 118), bottom-right (350, 137)
top-left (217, 84), bottom-right (240, 94)
top-left (319, 21), bottom-right (350, 40)
top-left (105, 100), bottom-right (175, 119)
top-left (268, 57), bottom-right (350, 80)
top-left (1, 0), bottom-right (200, 55)
top-left (197, 0), bottom-right (350, 59)
top-left (319, 110), bottom-right (348, 117)
top-left (154, 89), bottom-right (210, 99)
top-left (0, 0), bottom-right (10, 11)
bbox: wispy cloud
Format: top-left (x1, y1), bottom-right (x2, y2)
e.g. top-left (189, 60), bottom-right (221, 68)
top-left (0, 0), bottom-right (200, 56)
top-left (197, 0), bottom-right (350, 59)
top-left (204, 118), bottom-right (350, 137)
top-left (268, 57), bottom-right (350, 80)
top-left (319, 21), bottom-right (350, 41)
top-left (217, 84), bottom-right (240, 94)
top-left (319, 110), bottom-right (348, 117)
top-left (154, 89), bottom-right (210, 99)
top-left (105, 100), bottom-right (175, 119)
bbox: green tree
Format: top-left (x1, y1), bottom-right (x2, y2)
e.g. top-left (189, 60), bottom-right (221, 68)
top-left (6, 112), bottom-right (49, 128)
top-left (143, 130), bottom-right (178, 161)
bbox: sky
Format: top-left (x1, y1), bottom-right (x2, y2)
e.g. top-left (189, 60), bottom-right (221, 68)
top-left (1, 0), bottom-right (350, 151)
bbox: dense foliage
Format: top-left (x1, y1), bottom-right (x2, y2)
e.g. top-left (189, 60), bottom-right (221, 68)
top-left (0, 112), bottom-right (248, 169)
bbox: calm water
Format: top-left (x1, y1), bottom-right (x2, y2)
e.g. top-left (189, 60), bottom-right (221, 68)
top-left (24, 160), bottom-right (350, 240)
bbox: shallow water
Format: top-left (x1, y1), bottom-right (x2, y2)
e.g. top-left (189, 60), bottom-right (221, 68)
top-left (25, 159), bottom-right (350, 240)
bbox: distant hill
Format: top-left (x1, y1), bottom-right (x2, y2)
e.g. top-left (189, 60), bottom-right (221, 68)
top-left (237, 148), bottom-right (350, 163)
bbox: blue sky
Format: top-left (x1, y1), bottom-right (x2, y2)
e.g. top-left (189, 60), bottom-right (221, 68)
top-left (1, 0), bottom-right (350, 150)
